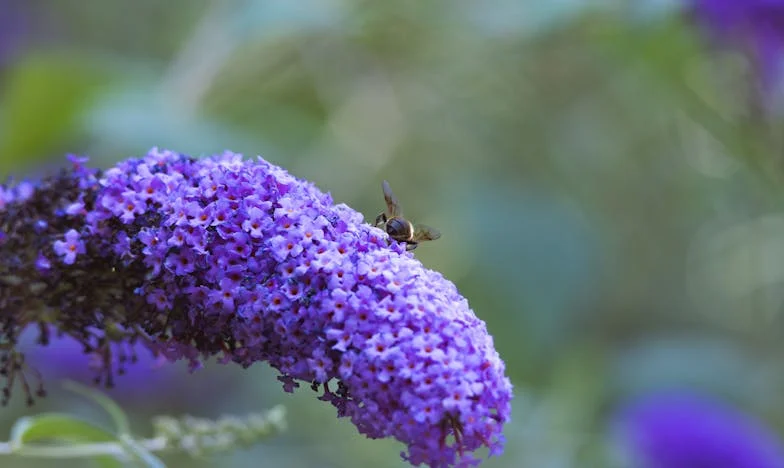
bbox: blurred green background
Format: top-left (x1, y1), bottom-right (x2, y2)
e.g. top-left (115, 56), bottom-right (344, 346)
top-left (3, 0), bottom-right (784, 466)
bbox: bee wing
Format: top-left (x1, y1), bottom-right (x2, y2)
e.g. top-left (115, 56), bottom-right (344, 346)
top-left (412, 224), bottom-right (441, 242)
top-left (382, 180), bottom-right (403, 217)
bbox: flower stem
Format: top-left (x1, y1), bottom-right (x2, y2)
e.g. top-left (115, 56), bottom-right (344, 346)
top-left (0, 437), bottom-right (168, 459)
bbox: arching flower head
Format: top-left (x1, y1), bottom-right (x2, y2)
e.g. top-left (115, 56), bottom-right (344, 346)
top-left (0, 149), bottom-right (513, 467)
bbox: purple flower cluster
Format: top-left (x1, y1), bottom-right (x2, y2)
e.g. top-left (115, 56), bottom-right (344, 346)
top-left (613, 391), bottom-right (784, 468)
top-left (692, 0), bottom-right (784, 88)
top-left (0, 149), bottom-right (512, 467)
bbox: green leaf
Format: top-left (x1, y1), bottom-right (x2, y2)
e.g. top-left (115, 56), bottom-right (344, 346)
top-left (62, 381), bottom-right (131, 436)
top-left (9, 413), bottom-right (124, 468)
top-left (10, 413), bottom-right (115, 446)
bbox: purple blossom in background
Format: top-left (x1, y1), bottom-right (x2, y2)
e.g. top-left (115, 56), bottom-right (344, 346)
top-left (18, 325), bottom-right (241, 414)
top-left (692, 0), bottom-right (784, 88)
top-left (0, 149), bottom-right (513, 467)
top-left (20, 327), bottom-right (182, 403)
top-left (613, 391), bottom-right (784, 468)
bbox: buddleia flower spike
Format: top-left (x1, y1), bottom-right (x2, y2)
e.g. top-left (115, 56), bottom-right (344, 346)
top-left (0, 149), bottom-right (513, 467)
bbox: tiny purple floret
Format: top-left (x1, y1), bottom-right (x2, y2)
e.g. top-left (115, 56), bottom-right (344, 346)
top-left (52, 229), bottom-right (85, 265)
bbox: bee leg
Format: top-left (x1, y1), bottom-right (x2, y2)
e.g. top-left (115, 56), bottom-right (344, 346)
top-left (374, 213), bottom-right (387, 227)
top-left (405, 242), bottom-right (418, 251)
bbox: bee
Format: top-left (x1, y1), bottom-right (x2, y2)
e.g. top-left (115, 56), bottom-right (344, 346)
top-left (374, 180), bottom-right (441, 251)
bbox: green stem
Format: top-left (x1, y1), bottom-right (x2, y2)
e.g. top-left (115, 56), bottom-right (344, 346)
top-left (0, 437), bottom-right (168, 459)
